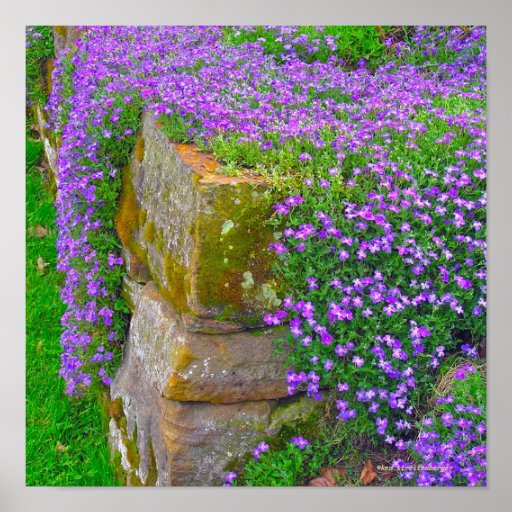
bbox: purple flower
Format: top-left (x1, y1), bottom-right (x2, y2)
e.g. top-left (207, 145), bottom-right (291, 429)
top-left (269, 242), bottom-right (289, 255)
top-left (253, 441), bottom-right (270, 459)
top-left (376, 417), bottom-right (388, 435)
top-left (461, 344), bottom-right (478, 357)
top-left (454, 275), bottom-right (472, 290)
top-left (291, 436), bottom-right (309, 449)
top-left (273, 203), bottom-right (289, 215)
top-left (338, 250), bottom-right (350, 261)
top-left (223, 471), bottom-right (237, 486)
top-left (324, 359), bottom-right (334, 371)
top-left (352, 356), bottom-right (364, 367)
top-left (337, 382), bottom-right (349, 392)
top-left (306, 277), bottom-right (318, 290)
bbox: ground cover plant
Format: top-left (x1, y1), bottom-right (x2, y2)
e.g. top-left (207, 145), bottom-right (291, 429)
top-left (27, 25), bottom-right (486, 486)
top-left (26, 133), bottom-right (119, 486)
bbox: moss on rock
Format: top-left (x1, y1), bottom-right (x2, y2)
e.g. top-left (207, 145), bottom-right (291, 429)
top-left (192, 180), bottom-right (276, 319)
top-left (222, 395), bottom-right (324, 477)
top-left (115, 165), bottom-right (147, 264)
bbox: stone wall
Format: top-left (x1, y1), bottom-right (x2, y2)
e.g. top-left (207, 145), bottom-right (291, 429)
top-left (110, 114), bottom-right (318, 486)
top-left (37, 27), bottom-right (319, 486)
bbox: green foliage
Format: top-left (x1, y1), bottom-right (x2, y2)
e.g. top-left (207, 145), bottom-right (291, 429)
top-left (25, 137), bottom-right (120, 486)
top-left (26, 26), bottom-right (54, 106)
top-left (433, 360), bottom-right (486, 417)
top-left (26, 137), bottom-right (43, 168)
top-left (235, 415), bottom-right (402, 486)
top-left (224, 26), bottom-right (402, 69)
top-left (53, 49), bottom-right (76, 134)
top-left (239, 443), bottom-right (317, 486)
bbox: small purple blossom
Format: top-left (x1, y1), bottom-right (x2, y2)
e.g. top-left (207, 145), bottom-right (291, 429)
top-left (291, 436), bottom-right (310, 449)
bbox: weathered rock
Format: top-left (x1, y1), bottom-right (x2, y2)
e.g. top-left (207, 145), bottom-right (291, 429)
top-left (110, 353), bottom-right (320, 486)
top-left (121, 275), bottom-right (145, 312)
top-left (181, 312), bottom-right (245, 334)
top-left (109, 357), bottom-right (170, 486)
top-left (116, 112), bottom-right (280, 326)
top-left (122, 248), bottom-right (151, 283)
top-left (52, 26), bottom-right (84, 58)
top-left (126, 282), bottom-right (289, 403)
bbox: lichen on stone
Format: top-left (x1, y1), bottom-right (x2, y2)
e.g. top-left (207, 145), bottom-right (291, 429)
top-left (221, 219), bottom-right (235, 236)
top-left (241, 271), bottom-right (254, 289)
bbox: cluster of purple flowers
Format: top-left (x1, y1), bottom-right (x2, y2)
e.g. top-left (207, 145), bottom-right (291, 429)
top-left (261, 27), bottom-right (486, 485)
top-left (222, 471), bottom-right (238, 487)
top-left (393, 365), bottom-right (486, 486)
top-left (253, 441), bottom-right (270, 460)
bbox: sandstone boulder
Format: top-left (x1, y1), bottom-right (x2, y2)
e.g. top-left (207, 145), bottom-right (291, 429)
top-left (110, 354), bottom-right (319, 486)
top-left (124, 282), bottom-right (289, 404)
top-left (115, 112), bottom-right (280, 326)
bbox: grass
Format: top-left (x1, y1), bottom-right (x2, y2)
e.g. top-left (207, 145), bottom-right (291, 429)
top-left (25, 135), bottom-right (120, 486)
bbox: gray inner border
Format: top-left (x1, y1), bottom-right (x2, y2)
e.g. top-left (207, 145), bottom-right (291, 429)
top-left (2, 0), bottom-right (511, 511)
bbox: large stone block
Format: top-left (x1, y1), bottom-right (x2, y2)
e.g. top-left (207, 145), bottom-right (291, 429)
top-left (126, 282), bottom-right (289, 404)
top-left (115, 112), bottom-right (280, 326)
top-left (110, 354), bottom-right (319, 486)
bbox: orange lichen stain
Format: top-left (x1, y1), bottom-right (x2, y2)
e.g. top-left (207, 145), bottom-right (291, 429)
top-left (175, 143), bottom-right (219, 174)
top-left (200, 172), bottom-right (267, 186)
top-left (168, 372), bottom-right (187, 386)
top-left (107, 397), bottom-right (124, 420)
top-left (164, 372), bottom-right (189, 400)
top-left (174, 142), bottom-right (267, 185)
top-left (115, 168), bottom-right (139, 248)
